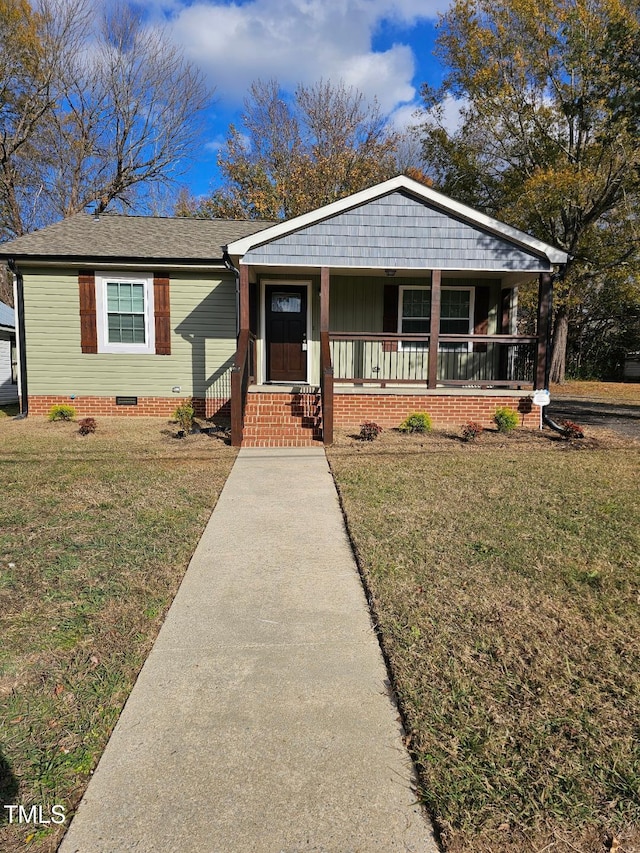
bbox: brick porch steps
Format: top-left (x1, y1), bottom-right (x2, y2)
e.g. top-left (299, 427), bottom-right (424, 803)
top-left (241, 388), bottom-right (324, 447)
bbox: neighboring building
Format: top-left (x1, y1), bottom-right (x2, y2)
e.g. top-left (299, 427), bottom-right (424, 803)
top-left (0, 300), bottom-right (18, 406)
top-left (0, 175), bottom-right (568, 445)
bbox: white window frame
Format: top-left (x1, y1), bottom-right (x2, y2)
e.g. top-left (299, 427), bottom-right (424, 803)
top-left (95, 272), bottom-right (155, 355)
top-left (398, 285), bottom-right (475, 352)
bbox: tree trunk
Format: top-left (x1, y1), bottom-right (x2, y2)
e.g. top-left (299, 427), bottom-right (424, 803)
top-left (0, 265), bottom-right (14, 307)
top-left (549, 307), bottom-right (568, 384)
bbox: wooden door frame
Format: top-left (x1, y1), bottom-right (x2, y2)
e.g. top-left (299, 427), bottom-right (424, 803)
top-left (260, 280), bottom-right (312, 384)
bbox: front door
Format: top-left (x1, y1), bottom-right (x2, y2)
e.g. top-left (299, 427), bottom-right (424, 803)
top-left (265, 285), bottom-right (307, 382)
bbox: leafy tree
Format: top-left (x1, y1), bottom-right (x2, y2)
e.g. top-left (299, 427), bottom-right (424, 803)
top-left (185, 79), bottom-right (400, 221)
top-left (418, 0), bottom-right (640, 382)
top-left (0, 0), bottom-right (210, 241)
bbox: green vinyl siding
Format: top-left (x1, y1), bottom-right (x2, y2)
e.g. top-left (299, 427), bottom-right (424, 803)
top-left (22, 269), bottom-right (237, 398)
top-left (329, 275), bottom-right (385, 333)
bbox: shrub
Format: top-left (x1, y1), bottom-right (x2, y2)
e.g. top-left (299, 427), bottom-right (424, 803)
top-left (461, 420), bottom-right (484, 442)
top-left (48, 404), bottom-right (76, 422)
top-left (359, 421), bottom-right (382, 441)
top-left (173, 400), bottom-right (195, 435)
top-left (398, 412), bottom-right (432, 434)
top-left (78, 417), bottom-right (97, 436)
top-left (493, 406), bottom-right (519, 433)
top-left (559, 419), bottom-right (585, 439)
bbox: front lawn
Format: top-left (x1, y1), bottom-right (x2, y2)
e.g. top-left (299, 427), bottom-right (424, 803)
top-left (328, 427), bottom-right (640, 853)
top-left (0, 416), bottom-right (236, 852)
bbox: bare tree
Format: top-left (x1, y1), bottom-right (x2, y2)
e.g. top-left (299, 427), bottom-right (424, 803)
top-left (0, 263), bottom-right (12, 306)
top-left (1, 0), bottom-right (91, 238)
top-left (1, 0), bottom-right (211, 240)
top-left (44, 3), bottom-right (211, 218)
top-left (190, 79), bottom-right (400, 221)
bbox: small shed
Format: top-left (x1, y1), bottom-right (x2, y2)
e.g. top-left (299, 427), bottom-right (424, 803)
top-left (0, 300), bottom-right (18, 405)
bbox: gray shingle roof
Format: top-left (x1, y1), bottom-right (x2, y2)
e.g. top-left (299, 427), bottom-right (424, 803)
top-left (0, 213), bottom-right (273, 262)
top-left (0, 300), bottom-right (14, 329)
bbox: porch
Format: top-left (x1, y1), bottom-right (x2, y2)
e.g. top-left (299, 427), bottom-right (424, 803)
top-left (230, 266), bottom-right (552, 446)
top-left (224, 175), bottom-right (565, 447)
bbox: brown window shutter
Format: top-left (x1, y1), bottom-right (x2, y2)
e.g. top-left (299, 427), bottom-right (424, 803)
top-left (382, 283), bottom-right (399, 353)
top-left (79, 270), bottom-right (97, 353)
top-left (473, 286), bottom-right (491, 353)
top-left (154, 273), bottom-right (171, 355)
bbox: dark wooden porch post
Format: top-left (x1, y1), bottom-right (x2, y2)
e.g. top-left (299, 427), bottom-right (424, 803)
top-left (239, 263), bottom-right (250, 331)
top-left (498, 287), bottom-right (511, 379)
top-left (320, 266), bottom-right (330, 333)
top-left (536, 272), bottom-right (553, 389)
top-left (320, 266), bottom-right (334, 445)
top-left (428, 269), bottom-right (441, 389)
top-left (231, 263), bottom-right (251, 447)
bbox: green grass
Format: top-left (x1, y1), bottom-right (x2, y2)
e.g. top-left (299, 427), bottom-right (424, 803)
top-left (328, 429), bottom-right (640, 853)
top-left (0, 416), bottom-right (236, 852)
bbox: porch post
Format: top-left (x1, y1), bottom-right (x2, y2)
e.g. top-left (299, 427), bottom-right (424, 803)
top-left (428, 269), bottom-right (441, 389)
top-left (239, 263), bottom-right (250, 331)
top-left (499, 287), bottom-right (511, 379)
top-left (231, 263), bottom-right (251, 447)
top-left (320, 266), bottom-right (334, 445)
top-left (320, 266), bottom-right (330, 334)
top-left (536, 272), bottom-right (553, 388)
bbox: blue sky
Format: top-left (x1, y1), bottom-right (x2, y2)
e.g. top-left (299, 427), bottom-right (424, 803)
top-left (145, 0), bottom-right (453, 198)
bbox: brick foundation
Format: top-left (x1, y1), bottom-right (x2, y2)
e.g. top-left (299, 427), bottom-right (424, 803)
top-left (28, 395), bottom-right (230, 419)
top-left (28, 391), bottom-right (540, 434)
top-left (333, 393), bottom-right (539, 430)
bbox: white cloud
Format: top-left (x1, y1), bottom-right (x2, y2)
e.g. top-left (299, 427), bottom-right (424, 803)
top-left (164, 0), bottom-right (444, 112)
top-left (423, 94), bottom-right (468, 135)
top-left (203, 131), bottom-right (251, 153)
top-left (387, 101), bottom-right (423, 134)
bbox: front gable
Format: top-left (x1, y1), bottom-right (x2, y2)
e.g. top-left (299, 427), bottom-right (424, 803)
top-left (242, 190), bottom-right (551, 271)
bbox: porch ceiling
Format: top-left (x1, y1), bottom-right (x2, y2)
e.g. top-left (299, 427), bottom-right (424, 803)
top-left (245, 264), bottom-right (538, 288)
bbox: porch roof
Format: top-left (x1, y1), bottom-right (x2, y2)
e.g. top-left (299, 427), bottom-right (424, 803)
top-left (226, 175), bottom-right (569, 273)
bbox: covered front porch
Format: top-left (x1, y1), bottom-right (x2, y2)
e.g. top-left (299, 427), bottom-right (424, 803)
top-left (229, 265), bottom-right (552, 446)
top-left (225, 176), bottom-right (565, 447)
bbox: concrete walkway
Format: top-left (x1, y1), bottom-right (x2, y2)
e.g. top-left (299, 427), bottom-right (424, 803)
top-left (60, 448), bottom-right (438, 853)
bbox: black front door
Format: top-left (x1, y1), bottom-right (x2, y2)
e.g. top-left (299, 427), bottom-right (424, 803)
top-left (265, 285), bottom-right (307, 382)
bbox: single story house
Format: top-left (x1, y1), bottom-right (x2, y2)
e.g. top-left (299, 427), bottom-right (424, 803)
top-left (0, 175), bottom-right (568, 445)
top-left (0, 300), bottom-right (18, 406)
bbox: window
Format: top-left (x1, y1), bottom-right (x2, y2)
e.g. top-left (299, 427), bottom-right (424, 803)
top-left (95, 273), bottom-right (155, 354)
top-left (440, 288), bottom-right (473, 352)
top-left (399, 286), bottom-right (430, 348)
top-left (398, 286), bottom-right (474, 350)
top-left (271, 293), bottom-right (302, 313)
